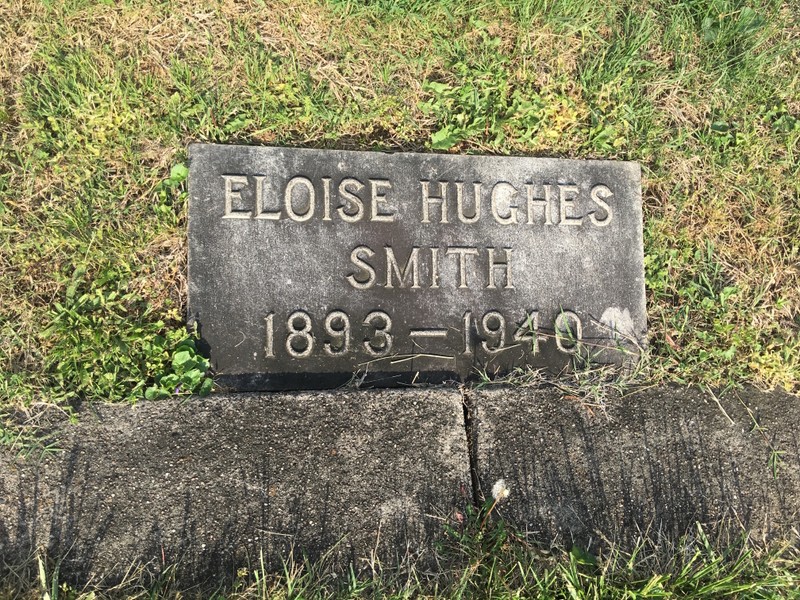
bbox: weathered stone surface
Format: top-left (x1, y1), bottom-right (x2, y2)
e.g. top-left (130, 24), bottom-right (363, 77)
top-left (189, 144), bottom-right (645, 390)
top-left (473, 385), bottom-right (800, 550)
top-left (0, 389), bottom-right (469, 586)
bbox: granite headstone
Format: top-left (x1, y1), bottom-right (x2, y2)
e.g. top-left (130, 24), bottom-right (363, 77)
top-left (188, 144), bottom-right (645, 389)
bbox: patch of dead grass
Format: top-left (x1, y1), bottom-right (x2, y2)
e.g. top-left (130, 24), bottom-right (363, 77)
top-left (132, 232), bottom-right (187, 318)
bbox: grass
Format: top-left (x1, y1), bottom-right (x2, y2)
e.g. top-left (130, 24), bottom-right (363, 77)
top-left (3, 508), bottom-right (799, 598)
top-left (1, 3), bottom-right (798, 594)
top-left (1, 0), bottom-right (799, 409)
top-left (2, 0), bottom-right (798, 410)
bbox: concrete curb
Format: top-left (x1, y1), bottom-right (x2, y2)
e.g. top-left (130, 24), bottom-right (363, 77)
top-left (473, 385), bottom-right (800, 550)
top-left (1, 385), bottom-right (798, 586)
top-left (0, 389), bottom-right (469, 585)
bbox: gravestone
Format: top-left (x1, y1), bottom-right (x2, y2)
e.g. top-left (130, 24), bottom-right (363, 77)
top-left (188, 144), bottom-right (645, 389)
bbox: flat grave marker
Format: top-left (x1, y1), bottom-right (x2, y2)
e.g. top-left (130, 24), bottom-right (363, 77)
top-left (188, 144), bottom-right (646, 389)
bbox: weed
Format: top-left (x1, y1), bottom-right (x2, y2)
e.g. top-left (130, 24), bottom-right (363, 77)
top-left (144, 336), bottom-right (213, 400)
top-left (0, 418), bottom-right (60, 459)
top-left (735, 392), bottom-right (787, 479)
top-left (40, 282), bottom-right (188, 404)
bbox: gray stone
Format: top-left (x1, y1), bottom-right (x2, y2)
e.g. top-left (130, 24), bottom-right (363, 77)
top-left (472, 385), bottom-right (800, 550)
top-left (0, 389), bottom-right (469, 586)
top-left (188, 144), bottom-right (645, 390)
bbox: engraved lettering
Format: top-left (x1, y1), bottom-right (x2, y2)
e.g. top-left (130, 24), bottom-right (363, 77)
top-left (323, 310), bottom-right (350, 356)
top-left (555, 310), bottom-right (583, 353)
top-left (286, 310), bottom-right (314, 357)
top-left (481, 311), bottom-right (507, 353)
top-left (463, 311), bottom-right (473, 354)
top-left (446, 247), bottom-right (478, 289)
top-left (526, 183), bottom-right (553, 225)
top-left (410, 329), bottom-right (448, 338)
top-left (284, 176), bottom-right (315, 222)
top-left (222, 175), bottom-right (251, 219)
top-left (338, 178), bottom-right (365, 222)
top-left (264, 312), bottom-right (275, 357)
top-left (487, 247), bottom-right (514, 289)
top-left (491, 181), bottom-right (518, 225)
top-left (370, 179), bottom-right (395, 222)
top-left (385, 246), bottom-right (421, 289)
top-left (429, 247), bottom-right (440, 289)
top-left (363, 311), bottom-right (393, 356)
top-left (254, 175), bottom-right (280, 220)
top-left (455, 181), bottom-right (481, 224)
top-left (513, 311), bottom-right (540, 354)
top-left (589, 184), bottom-right (613, 226)
top-left (421, 180), bottom-right (449, 223)
top-left (322, 177), bottom-right (332, 221)
top-left (558, 184), bottom-right (582, 226)
top-left (346, 246), bottom-right (376, 289)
